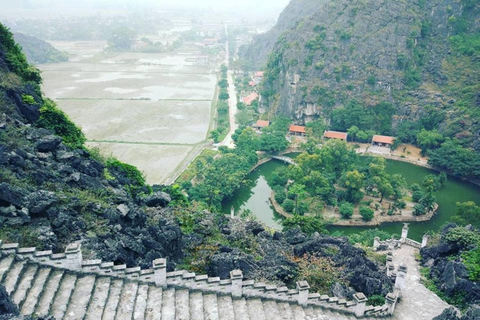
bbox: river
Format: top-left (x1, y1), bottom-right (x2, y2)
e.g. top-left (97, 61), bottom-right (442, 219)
top-left (222, 157), bottom-right (480, 241)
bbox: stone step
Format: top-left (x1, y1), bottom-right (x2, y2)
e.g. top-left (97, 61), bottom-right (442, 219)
top-left (35, 270), bottom-right (64, 316)
top-left (232, 298), bottom-right (250, 320)
top-left (203, 294), bottom-right (219, 320)
top-left (0, 255), bottom-right (15, 282)
top-left (64, 275), bottom-right (96, 320)
top-left (84, 277), bottom-right (111, 320)
top-left (312, 306), bottom-right (347, 320)
top-left (303, 306), bottom-right (317, 320)
top-left (278, 302), bottom-right (294, 320)
top-left (50, 273), bottom-right (78, 320)
top-left (291, 303), bottom-right (307, 320)
top-left (12, 263), bottom-right (38, 308)
top-left (161, 287), bottom-right (176, 320)
top-left (217, 295), bottom-right (235, 320)
top-left (189, 291), bottom-right (204, 320)
top-left (175, 288), bottom-right (190, 320)
top-left (145, 286), bottom-right (163, 320)
top-left (262, 300), bottom-right (282, 320)
top-left (116, 281), bottom-right (139, 320)
top-left (246, 298), bottom-right (266, 320)
top-left (102, 279), bottom-right (124, 320)
top-left (133, 283), bottom-right (149, 320)
top-left (3, 259), bottom-right (27, 295)
top-left (21, 267), bottom-right (51, 315)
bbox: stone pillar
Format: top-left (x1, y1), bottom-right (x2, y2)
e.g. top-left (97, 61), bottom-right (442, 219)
top-left (296, 281), bottom-right (310, 305)
top-left (353, 293), bottom-right (368, 317)
top-left (401, 223), bottom-right (409, 243)
top-left (230, 206), bottom-right (235, 219)
top-left (373, 237), bottom-right (380, 250)
top-left (153, 258), bottom-right (167, 288)
top-left (230, 270), bottom-right (243, 298)
top-left (385, 292), bottom-right (398, 315)
top-left (65, 242), bottom-right (82, 270)
top-left (394, 264), bottom-right (407, 292)
top-left (421, 234), bottom-right (429, 248)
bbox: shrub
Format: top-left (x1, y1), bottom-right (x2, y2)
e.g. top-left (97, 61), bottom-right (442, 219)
top-left (273, 186), bottom-right (286, 204)
top-left (368, 295), bottom-right (386, 306)
top-left (282, 199), bottom-right (295, 213)
top-left (412, 190), bottom-right (423, 203)
top-left (106, 157), bottom-right (147, 196)
top-left (339, 202), bottom-right (354, 219)
top-left (360, 206), bottom-right (374, 221)
top-left (36, 99), bottom-right (86, 149)
top-left (462, 247), bottom-right (480, 281)
top-left (444, 227), bottom-right (480, 248)
top-left (282, 215), bottom-right (326, 236)
top-left (21, 94), bottom-right (35, 105)
top-left (413, 203), bottom-right (426, 216)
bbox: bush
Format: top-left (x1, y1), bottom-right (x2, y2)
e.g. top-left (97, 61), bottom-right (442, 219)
top-left (273, 186), bottom-right (286, 204)
top-left (412, 190), bottom-right (423, 203)
top-left (282, 215), bottom-right (326, 236)
top-left (368, 295), bottom-right (386, 306)
top-left (360, 206), bottom-right (374, 221)
top-left (283, 199), bottom-right (295, 213)
top-left (339, 202), bottom-right (354, 219)
top-left (21, 94), bottom-right (35, 105)
top-left (462, 247), bottom-right (480, 281)
top-left (36, 99), bottom-right (86, 149)
top-left (106, 157), bottom-right (147, 196)
top-left (413, 203), bottom-right (425, 216)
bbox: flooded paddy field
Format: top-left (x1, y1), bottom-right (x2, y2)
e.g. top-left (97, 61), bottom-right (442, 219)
top-left (40, 34), bottom-right (220, 184)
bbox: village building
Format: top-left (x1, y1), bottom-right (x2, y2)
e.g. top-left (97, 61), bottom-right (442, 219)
top-left (254, 71), bottom-right (264, 83)
top-left (248, 80), bottom-right (256, 87)
top-left (323, 130), bottom-right (348, 141)
top-left (242, 92), bottom-right (259, 106)
top-left (253, 120), bottom-right (270, 130)
top-left (289, 125), bottom-right (307, 137)
top-left (372, 135), bottom-right (395, 147)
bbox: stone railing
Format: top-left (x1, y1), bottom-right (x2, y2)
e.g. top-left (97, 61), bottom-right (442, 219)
top-left (374, 223), bottom-right (429, 251)
top-left (0, 239), bottom-right (401, 318)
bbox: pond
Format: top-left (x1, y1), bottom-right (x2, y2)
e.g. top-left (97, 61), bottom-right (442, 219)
top-left (222, 157), bottom-right (480, 241)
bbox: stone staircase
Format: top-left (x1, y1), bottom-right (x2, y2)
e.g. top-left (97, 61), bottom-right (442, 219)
top-left (0, 240), bottom-right (399, 320)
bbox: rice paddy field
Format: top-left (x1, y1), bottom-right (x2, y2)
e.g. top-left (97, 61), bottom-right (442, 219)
top-left (39, 28), bottom-right (221, 184)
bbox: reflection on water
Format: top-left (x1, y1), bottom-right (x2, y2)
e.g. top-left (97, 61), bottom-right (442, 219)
top-left (223, 157), bottom-right (480, 241)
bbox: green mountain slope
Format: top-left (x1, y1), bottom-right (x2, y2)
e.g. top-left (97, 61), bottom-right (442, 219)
top-left (13, 32), bottom-right (68, 64)
top-left (241, 0), bottom-right (480, 179)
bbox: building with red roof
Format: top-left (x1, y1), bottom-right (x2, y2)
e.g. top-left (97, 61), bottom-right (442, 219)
top-left (372, 135), bottom-right (395, 147)
top-left (324, 131), bottom-right (348, 141)
top-left (253, 120), bottom-right (270, 130)
top-left (289, 125), bottom-right (307, 136)
top-left (242, 92), bottom-right (259, 106)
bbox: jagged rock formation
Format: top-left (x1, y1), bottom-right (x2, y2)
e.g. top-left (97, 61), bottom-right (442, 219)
top-left (433, 307), bottom-right (480, 320)
top-left (13, 33), bottom-right (68, 65)
top-left (0, 242), bottom-right (401, 320)
top-left (240, 0), bottom-right (479, 151)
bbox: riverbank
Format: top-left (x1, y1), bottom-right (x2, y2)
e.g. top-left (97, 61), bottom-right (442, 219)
top-left (270, 190), bottom-right (439, 227)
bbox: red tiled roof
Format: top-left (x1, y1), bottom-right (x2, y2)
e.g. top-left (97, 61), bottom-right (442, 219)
top-left (242, 92), bottom-right (259, 105)
top-left (255, 71), bottom-right (264, 77)
top-left (289, 125), bottom-right (306, 134)
top-left (324, 131), bottom-right (348, 140)
top-left (372, 135), bottom-right (395, 144)
top-left (255, 120), bottom-right (270, 128)
top-left (249, 81), bottom-right (256, 86)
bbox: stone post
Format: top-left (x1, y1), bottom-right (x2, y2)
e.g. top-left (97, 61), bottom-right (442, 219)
top-left (65, 242), bottom-right (82, 270)
top-left (353, 293), bottom-right (368, 317)
top-left (373, 237), bottom-right (380, 250)
top-left (394, 264), bottom-right (407, 293)
top-left (421, 234), bottom-right (429, 248)
top-left (153, 258), bottom-right (167, 288)
top-left (230, 206), bottom-right (235, 219)
top-left (296, 281), bottom-right (310, 305)
top-left (385, 292), bottom-right (398, 315)
top-left (401, 223), bottom-right (409, 243)
top-left (230, 270), bottom-right (243, 298)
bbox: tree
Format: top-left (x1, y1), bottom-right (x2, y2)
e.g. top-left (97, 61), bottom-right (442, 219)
top-left (342, 169), bottom-right (364, 203)
top-left (218, 79), bottom-right (228, 88)
top-left (281, 215), bottom-right (326, 235)
top-left (283, 199), bottom-right (295, 213)
top-left (236, 128), bottom-right (259, 152)
top-left (416, 129), bottom-right (444, 155)
top-left (289, 183), bottom-right (307, 214)
top-left (347, 126), bottom-right (359, 141)
top-left (219, 90), bottom-right (229, 100)
top-left (108, 26), bottom-right (137, 50)
top-left (429, 139), bottom-right (480, 180)
top-left (339, 202), bottom-right (354, 219)
top-left (259, 129), bottom-right (288, 153)
top-left (360, 206), bottom-right (374, 221)
top-left (453, 201), bottom-right (480, 227)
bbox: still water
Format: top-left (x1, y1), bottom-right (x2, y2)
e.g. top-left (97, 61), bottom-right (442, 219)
top-left (222, 158), bottom-right (480, 241)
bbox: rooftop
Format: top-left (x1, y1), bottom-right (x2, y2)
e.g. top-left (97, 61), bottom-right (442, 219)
top-left (324, 131), bottom-right (348, 140)
top-left (254, 120), bottom-right (270, 128)
top-left (243, 92), bottom-right (259, 106)
top-left (289, 125), bottom-right (306, 134)
top-left (372, 135), bottom-right (395, 144)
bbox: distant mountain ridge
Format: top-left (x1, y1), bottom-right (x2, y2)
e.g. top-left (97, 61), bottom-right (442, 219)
top-left (13, 32), bottom-right (68, 64)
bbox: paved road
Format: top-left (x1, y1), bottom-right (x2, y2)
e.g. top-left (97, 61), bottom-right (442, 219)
top-left (391, 245), bottom-right (450, 320)
top-left (220, 25), bottom-right (239, 149)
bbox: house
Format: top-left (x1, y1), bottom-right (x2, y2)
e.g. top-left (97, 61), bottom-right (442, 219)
top-left (323, 131), bottom-right (348, 141)
top-left (254, 71), bottom-right (264, 83)
top-left (242, 92), bottom-right (259, 106)
top-left (372, 135), bottom-right (395, 147)
top-left (248, 80), bottom-right (256, 87)
top-left (289, 125), bottom-right (307, 137)
top-left (253, 120), bottom-right (270, 130)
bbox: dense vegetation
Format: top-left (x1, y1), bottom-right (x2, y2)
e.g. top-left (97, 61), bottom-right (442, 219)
top-left (13, 33), bottom-right (68, 64)
top-left (241, 0), bottom-right (480, 180)
top-left (210, 65), bottom-right (230, 143)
